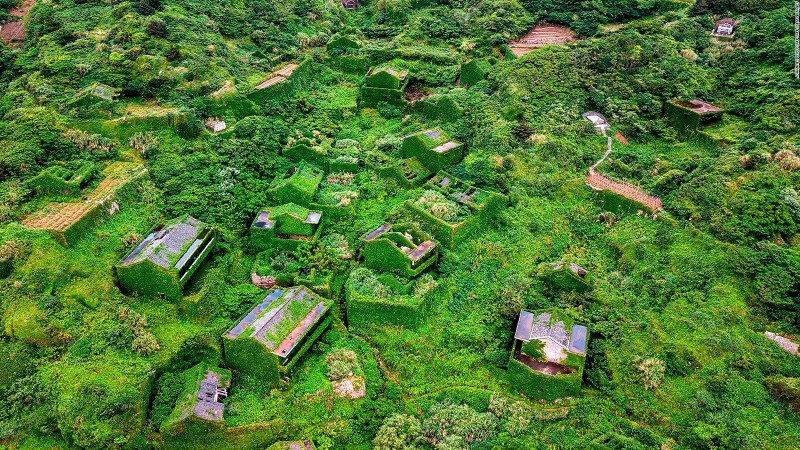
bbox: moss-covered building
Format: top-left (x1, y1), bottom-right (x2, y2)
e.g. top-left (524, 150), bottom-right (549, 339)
top-left (360, 67), bottom-right (408, 107)
top-left (249, 203), bottom-right (323, 252)
top-left (223, 287), bottom-right (332, 386)
top-left (116, 216), bottom-right (216, 301)
top-left (346, 268), bottom-right (431, 329)
top-left (371, 156), bottom-right (433, 188)
top-left (283, 136), bottom-right (329, 168)
top-left (400, 129), bottom-right (464, 173)
top-left (541, 261), bottom-right (590, 292)
top-left (508, 310), bottom-right (589, 400)
top-left (405, 171), bottom-right (507, 248)
top-left (26, 163), bottom-right (97, 197)
top-left (161, 365), bottom-right (231, 434)
top-left (417, 95), bottom-right (464, 122)
top-left (360, 223), bottom-right (438, 277)
top-left (664, 99), bottom-right (724, 132)
top-left (460, 59), bottom-right (493, 87)
top-left (269, 163), bottom-right (324, 207)
top-left (69, 83), bottom-right (117, 109)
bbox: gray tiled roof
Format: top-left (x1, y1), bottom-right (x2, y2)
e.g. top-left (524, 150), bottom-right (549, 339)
top-left (515, 310), bottom-right (586, 354)
top-left (192, 371), bottom-right (225, 422)
top-left (122, 216), bottom-right (205, 269)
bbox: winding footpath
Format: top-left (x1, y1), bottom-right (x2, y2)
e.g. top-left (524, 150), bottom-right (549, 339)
top-left (584, 118), bottom-right (663, 213)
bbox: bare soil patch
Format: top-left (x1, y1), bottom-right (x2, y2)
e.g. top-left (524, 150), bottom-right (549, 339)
top-left (332, 376), bottom-right (366, 399)
top-left (509, 23), bottom-right (577, 56)
top-left (515, 353), bottom-right (575, 376)
top-left (1, 0), bottom-right (36, 45)
top-left (404, 84), bottom-right (430, 105)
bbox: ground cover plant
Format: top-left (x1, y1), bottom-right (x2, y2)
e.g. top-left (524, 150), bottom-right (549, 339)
top-left (0, 0), bottom-right (799, 448)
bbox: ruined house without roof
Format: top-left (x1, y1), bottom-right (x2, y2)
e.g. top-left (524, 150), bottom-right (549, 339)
top-left (361, 223), bottom-right (438, 277)
top-left (161, 365), bottom-right (231, 432)
top-left (400, 129), bottom-right (464, 173)
top-left (508, 309), bottom-right (590, 399)
top-left (515, 310), bottom-right (588, 359)
top-left (249, 203), bottom-right (323, 251)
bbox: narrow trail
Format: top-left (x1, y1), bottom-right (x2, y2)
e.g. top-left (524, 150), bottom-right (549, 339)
top-left (585, 120), bottom-right (663, 212)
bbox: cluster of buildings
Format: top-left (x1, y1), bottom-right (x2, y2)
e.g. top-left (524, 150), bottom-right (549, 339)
top-left (16, 60), bottom-right (600, 445)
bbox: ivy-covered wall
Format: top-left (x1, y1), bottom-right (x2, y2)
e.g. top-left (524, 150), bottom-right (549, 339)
top-left (26, 163), bottom-right (97, 197)
top-left (346, 284), bottom-right (426, 329)
top-left (664, 101), bottom-right (723, 132)
top-left (400, 131), bottom-right (464, 173)
top-left (417, 95), bottom-right (464, 123)
top-left (283, 141), bottom-right (328, 168)
top-left (75, 113), bottom-right (199, 141)
top-left (506, 357), bottom-right (583, 401)
top-left (269, 164), bottom-right (323, 207)
top-left (361, 223), bottom-right (437, 277)
top-left (116, 259), bottom-right (183, 301)
top-left (50, 203), bottom-right (103, 248)
top-left (542, 264), bottom-right (591, 292)
top-left (248, 59), bottom-right (312, 104)
top-left (596, 188), bottom-right (655, 215)
top-left (404, 190), bottom-right (505, 249)
top-left (369, 158), bottom-right (433, 188)
top-left (223, 335), bottom-right (281, 386)
top-left (460, 59), bottom-right (492, 87)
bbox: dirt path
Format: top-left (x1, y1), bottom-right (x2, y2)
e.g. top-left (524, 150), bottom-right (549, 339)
top-left (1, 0), bottom-right (35, 45)
top-left (584, 116), bottom-right (663, 212)
top-left (509, 24), bottom-right (577, 56)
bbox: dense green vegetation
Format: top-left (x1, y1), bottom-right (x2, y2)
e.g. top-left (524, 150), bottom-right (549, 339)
top-left (1, 0), bottom-right (799, 448)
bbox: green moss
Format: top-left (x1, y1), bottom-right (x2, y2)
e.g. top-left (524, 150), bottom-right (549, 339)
top-left (269, 162), bottom-right (324, 207)
top-left (460, 59), bottom-right (492, 87)
top-left (400, 129), bottom-right (463, 173)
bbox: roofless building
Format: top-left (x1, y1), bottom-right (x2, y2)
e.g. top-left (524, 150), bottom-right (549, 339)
top-left (508, 309), bottom-right (589, 400)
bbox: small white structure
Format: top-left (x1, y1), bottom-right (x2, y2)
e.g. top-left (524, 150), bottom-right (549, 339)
top-left (582, 111), bottom-right (610, 132)
top-left (205, 119), bottom-right (227, 133)
top-left (712, 18), bottom-right (737, 37)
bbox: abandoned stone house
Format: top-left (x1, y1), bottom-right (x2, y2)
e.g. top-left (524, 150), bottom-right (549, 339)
top-left (361, 223), bottom-right (438, 277)
top-left (340, 0), bottom-right (358, 9)
top-left (514, 311), bottom-right (588, 360)
top-left (250, 203), bottom-right (323, 251)
top-left (160, 365), bottom-right (231, 432)
top-left (193, 370), bottom-right (229, 422)
top-left (224, 287), bottom-right (332, 386)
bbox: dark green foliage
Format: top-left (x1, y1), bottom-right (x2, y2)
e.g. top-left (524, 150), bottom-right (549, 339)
top-left (460, 59), bottom-right (492, 88)
top-left (1, 0), bottom-right (800, 448)
top-left (417, 94), bottom-right (464, 123)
